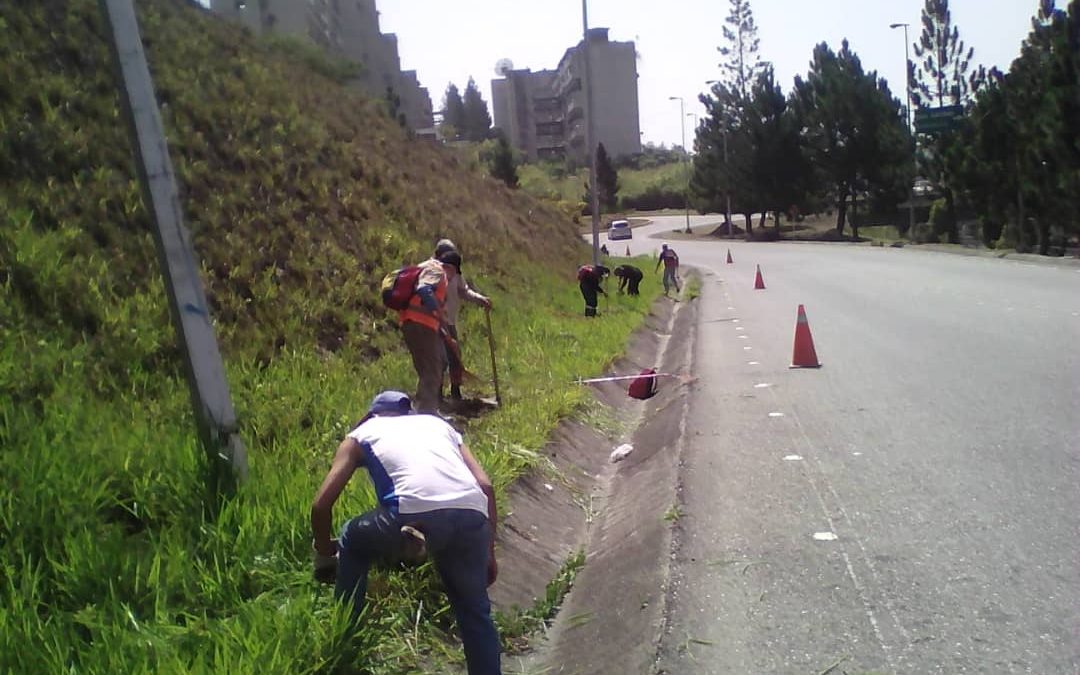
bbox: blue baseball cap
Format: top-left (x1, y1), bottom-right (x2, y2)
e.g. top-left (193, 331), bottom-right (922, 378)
top-left (367, 390), bottom-right (413, 416)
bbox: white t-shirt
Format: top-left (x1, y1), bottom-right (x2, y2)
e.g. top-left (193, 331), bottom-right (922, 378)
top-left (347, 414), bottom-right (488, 517)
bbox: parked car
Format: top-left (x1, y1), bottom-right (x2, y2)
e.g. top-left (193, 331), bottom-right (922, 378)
top-left (912, 179), bottom-right (936, 197)
top-left (607, 219), bottom-right (632, 240)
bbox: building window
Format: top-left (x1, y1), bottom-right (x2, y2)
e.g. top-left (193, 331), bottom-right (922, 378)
top-left (535, 121), bottom-right (564, 137)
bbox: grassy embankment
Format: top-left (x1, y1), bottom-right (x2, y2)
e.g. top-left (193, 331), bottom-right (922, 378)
top-left (0, 2), bottom-right (661, 672)
top-left (518, 161), bottom-right (687, 216)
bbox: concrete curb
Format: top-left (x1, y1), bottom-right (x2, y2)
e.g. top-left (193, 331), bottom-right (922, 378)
top-left (524, 281), bottom-right (700, 674)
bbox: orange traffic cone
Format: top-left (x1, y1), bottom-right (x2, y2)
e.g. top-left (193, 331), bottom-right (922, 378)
top-left (726, 249), bottom-right (733, 264)
top-left (754, 264), bottom-right (766, 290)
top-left (626, 245), bottom-right (631, 257)
top-left (790, 304), bottom-right (821, 368)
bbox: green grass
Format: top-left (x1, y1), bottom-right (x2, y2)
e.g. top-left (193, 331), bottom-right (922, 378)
top-left (0, 1), bottom-right (666, 672)
top-left (518, 161), bottom-right (687, 213)
top-left (1, 211), bottom-right (662, 672)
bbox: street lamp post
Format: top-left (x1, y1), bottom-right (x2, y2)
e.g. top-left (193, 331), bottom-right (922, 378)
top-left (669, 96), bottom-right (692, 234)
top-left (583, 0), bottom-right (601, 266)
top-left (705, 80), bottom-right (733, 237)
top-left (890, 22), bottom-right (916, 239)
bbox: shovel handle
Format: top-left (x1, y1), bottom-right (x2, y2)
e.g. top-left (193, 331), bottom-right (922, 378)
top-left (485, 309), bottom-right (501, 405)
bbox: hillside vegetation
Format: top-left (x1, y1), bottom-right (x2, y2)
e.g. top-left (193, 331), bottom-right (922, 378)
top-left (0, 1), bottom-right (659, 672)
top-left (519, 160), bottom-right (689, 215)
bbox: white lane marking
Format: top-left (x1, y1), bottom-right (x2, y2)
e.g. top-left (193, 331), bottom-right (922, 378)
top-left (783, 454), bottom-right (803, 461)
top-left (768, 412), bottom-right (784, 418)
top-left (754, 383), bottom-right (771, 388)
top-left (727, 306), bottom-right (736, 310)
top-left (747, 361), bottom-right (760, 365)
top-left (738, 335), bottom-right (748, 339)
top-left (853, 452), bottom-right (863, 456)
top-left (813, 532), bottom-right (838, 541)
top-left (743, 346), bottom-right (752, 350)
top-left (736, 326), bottom-right (745, 331)
top-left (732, 319), bottom-right (740, 323)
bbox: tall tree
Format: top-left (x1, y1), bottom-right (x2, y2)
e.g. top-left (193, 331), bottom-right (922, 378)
top-left (945, 0), bottom-right (1078, 253)
top-left (910, 0), bottom-right (987, 242)
top-left (462, 77), bottom-right (492, 142)
top-left (744, 66), bottom-right (807, 230)
top-left (911, 0), bottom-right (978, 108)
top-left (794, 40), bottom-right (912, 237)
top-left (595, 143), bottom-right (619, 211)
top-left (694, 82), bottom-right (758, 235)
top-left (717, 0), bottom-right (763, 99)
top-left (441, 83), bottom-right (465, 140)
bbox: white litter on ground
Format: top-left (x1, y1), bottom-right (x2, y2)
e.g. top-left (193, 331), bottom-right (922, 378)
top-left (813, 532), bottom-right (838, 541)
top-left (610, 444), bottom-right (634, 463)
top-left (543, 483), bottom-right (554, 492)
top-left (783, 454), bottom-right (803, 461)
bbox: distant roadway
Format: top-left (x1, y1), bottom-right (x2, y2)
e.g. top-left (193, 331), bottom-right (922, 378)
top-left (608, 215), bottom-right (1080, 673)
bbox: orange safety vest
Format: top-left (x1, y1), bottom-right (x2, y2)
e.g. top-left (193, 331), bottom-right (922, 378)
top-left (398, 274), bottom-right (447, 331)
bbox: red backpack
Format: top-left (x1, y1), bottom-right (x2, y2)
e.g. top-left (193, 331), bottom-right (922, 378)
top-left (628, 368), bottom-right (659, 400)
top-left (577, 264), bottom-right (594, 282)
top-left (381, 265), bottom-right (422, 310)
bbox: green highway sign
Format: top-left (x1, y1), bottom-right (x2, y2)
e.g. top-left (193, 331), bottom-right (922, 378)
top-left (915, 105), bottom-right (963, 135)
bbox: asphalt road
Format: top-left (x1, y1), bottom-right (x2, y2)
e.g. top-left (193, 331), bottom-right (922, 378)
top-left (614, 216), bottom-right (1080, 674)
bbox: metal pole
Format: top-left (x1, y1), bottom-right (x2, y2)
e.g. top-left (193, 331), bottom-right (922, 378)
top-left (670, 96), bottom-right (691, 234)
top-left (892, 22), bottom-right (917, 239)
top-left (724, 129), bottom-right (732, 236)
top-left (680, 98), bottom-right (691, 233)
top-left (99, 0), bottom-right (247, 483)
top-left (582, 0), bottom-right (601, 266)
top-left (904, 24), bottom-right (916, 239)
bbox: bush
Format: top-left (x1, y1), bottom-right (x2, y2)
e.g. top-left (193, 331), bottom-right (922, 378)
top-left (911, 223), bottom-right (940, 243)
top-left (620, 186), bottom-right (685, 212)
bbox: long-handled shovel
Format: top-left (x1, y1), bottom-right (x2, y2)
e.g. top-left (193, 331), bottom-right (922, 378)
top-left (484, 308), bottom-right (501, 406)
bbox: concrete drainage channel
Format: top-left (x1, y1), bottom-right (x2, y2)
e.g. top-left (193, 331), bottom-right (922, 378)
top-left (491, 274), bottom-right (700, 674)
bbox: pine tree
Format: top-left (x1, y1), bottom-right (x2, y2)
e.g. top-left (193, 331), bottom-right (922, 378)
top-left (595, 143), bottom-right (619, 211)
top-left (462, 78), bottom-right (492, 142)
top-left (911, 0), bottom-right (978, 108)
top-left (717, 0), bottom-right (763, 99)
top-left (911, 0), bottom-right (983, 243)
top-left (488, 132), bottom-right (519, 188)
top-left (794, 41), bottom-right (912, 237)
top-left (442, 83), bottom-right (465, 140)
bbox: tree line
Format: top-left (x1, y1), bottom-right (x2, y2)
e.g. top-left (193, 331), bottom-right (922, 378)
top-left (691, 0), bottom-right (1078, 252)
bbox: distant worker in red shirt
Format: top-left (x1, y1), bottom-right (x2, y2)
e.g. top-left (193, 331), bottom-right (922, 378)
top-left (655, 243), bottom-right (681, 296)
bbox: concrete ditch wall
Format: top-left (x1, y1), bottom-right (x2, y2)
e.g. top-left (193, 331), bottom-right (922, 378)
top-left (490, 285), bottom-right (699, 673)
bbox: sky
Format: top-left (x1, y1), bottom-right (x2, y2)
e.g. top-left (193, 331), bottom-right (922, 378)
top-left (374, 0), bottom-right (1046, 149)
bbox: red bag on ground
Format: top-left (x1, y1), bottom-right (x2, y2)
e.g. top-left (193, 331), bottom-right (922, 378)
top-left (628, 368), bottom-right (659, 400)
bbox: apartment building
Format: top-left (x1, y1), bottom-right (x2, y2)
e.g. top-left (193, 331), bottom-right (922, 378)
top-left (492, 28), bottom-right (640, 164)
top-left (209, 0), bottom-right (434, 135)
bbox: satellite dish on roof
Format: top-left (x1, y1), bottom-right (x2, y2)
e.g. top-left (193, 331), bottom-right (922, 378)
top-left (494, 58), bottom-right (514, 77)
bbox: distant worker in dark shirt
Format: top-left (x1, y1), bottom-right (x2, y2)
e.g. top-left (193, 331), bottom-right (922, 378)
top-left (655, 243), bottom-right (681, 296)
top-left (577, 264), bottom-right (609, 317)
top-left (613, 264), bottom-right (643, 296)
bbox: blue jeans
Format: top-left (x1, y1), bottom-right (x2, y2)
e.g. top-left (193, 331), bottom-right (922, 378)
top-left (336, 507), bottom-right (501, 674)
top-left (662, 267), bottom-right (680, 293)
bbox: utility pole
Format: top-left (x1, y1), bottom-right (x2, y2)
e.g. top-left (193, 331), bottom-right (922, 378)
top-left (582, 0), bottom-right (601, 266)
top-left (891, 22), bottom-right (917, 239)
top-left (669, 96), bottom-right (692, 234)
top-left (98, 0), bottom-right (247, 485)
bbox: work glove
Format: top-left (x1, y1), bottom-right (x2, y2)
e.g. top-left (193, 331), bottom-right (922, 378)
top-left (312, 539), bottom-right (338, 584)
